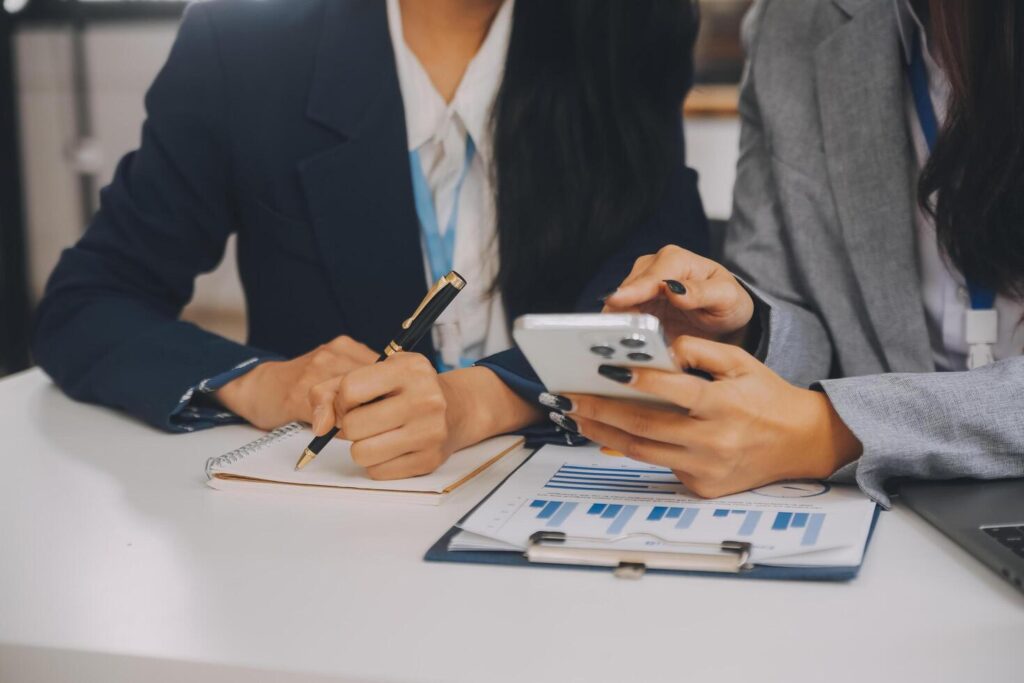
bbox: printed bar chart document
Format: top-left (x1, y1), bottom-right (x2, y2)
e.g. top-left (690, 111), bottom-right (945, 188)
top-left (451, 445), bottom-right (877, 568)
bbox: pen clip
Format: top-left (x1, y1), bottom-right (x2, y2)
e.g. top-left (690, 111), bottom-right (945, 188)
top-left (402, 271), bottom-right (466, 330)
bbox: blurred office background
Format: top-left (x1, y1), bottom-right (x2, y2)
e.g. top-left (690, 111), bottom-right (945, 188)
top-left (0, 0), bottom-right (750, 378)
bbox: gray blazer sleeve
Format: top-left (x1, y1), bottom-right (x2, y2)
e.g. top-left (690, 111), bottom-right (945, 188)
top-left (728, 1), bottom-right (1024, 508)
top-left (723, 2), bottom-right (832, 388)
top-left (819, 361), bottom-right (1024, 507)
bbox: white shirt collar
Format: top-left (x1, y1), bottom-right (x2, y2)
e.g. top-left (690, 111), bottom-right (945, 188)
top-left (894, 0), bottom-right (926, 65)
top-left (892, 0), bottom-right (917, 64)
top-left (894, 0), bottom-right (950, 112)
top-left (386, 0), bottom-right (514, 165)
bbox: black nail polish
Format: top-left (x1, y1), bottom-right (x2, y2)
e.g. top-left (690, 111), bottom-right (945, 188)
top-left (663, 280), bottom-right (687, 295)
top-left (598, 365), bottom-right (634, 384)
top-left (549, 411), bottom-right (579, 434)
top-left (539, 392), bottom-right (574, 412)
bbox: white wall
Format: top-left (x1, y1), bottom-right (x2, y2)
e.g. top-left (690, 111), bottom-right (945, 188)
top-left (16, 26), bottom-right (80, 303)
top-left (16, 21), bottom-right (740, 338)
top-left (685, 117), bottom-right (740, 222)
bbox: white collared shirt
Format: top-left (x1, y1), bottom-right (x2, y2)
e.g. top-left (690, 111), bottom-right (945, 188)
top-left (896, 0), bottom-right (1024, 370)
top-left (386, 0), bottom-right (514, 368)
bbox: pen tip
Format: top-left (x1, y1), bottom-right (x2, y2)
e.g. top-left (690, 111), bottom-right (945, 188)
top-left (294, 449), bottom-right (316, 471)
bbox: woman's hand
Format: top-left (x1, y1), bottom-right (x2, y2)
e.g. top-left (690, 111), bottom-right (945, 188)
top-left (603, 245), bottom-right (756, 347)
top-left (308, 355), bottom-right (543, 480)
top-left (558, 336), bottom-right (862, 498)
top-left (215, 335), bottom-right (378, 430)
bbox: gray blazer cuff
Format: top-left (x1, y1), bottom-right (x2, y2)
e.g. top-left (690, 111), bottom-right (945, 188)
top-left (817, 359), bottom-right (1024, 509)
top-left (818, 375), bottom-right (916, 508)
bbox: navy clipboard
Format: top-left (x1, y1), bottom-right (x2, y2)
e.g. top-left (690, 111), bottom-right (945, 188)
top-left (425, 455), bottom-right (883, 582)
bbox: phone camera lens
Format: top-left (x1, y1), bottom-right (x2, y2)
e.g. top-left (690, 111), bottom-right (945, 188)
top-left (627, 352), bottom-right (653, 362)
top-left (620, 336), bottom-right (646, 349)
top-left (589, 345), bottom-right (615, 358)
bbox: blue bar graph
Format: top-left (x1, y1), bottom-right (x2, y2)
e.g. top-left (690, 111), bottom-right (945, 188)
top-left (801, 513), bottom-right (825, 546)
top-left (601, 504), bottom-right (623, 519)
top-left (647, 506), bottom-right (668, 521)
top-left (547, 502), bottom-right (578, 528)
top-left (537, 501), bottom-right (562, 519)
top-left (737, 511), bottom-right (762, 536)
top-left (559, 465), bottom-right (653, 475)
top-left (607, 505), bottom-right (638, 534)
top-left (527, 498), bottom-right (827, 548)
top-left (544, 463), bottom-right (684, 496)
top-left (772, 512), bottom-right (793, 530)
top-left (549, 482), bottom-right (669, 491)
top-left (559, 465), bottom-right (675, 477)
top-left (676, 508), bottom-right (699, 529)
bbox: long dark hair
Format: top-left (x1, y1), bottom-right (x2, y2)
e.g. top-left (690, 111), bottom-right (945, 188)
top-left (492, 0), bottom-right (698, 315)
top-left (920, 0), bottom-right (1024, 298)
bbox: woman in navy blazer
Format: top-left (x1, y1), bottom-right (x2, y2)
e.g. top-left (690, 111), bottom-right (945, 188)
top-left (32, 0), bottom-right (708, 479)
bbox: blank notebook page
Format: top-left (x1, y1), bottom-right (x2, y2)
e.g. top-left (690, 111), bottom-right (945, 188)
top-left (206, 424), bottom-right (523, 495)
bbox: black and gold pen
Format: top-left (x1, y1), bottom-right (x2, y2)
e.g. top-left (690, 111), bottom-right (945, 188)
top-left (294, 271), bottom-right (467, 470)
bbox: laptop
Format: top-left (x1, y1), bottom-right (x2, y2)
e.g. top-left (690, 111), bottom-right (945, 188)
top-left (901, 478), bottom-right (1024, 595)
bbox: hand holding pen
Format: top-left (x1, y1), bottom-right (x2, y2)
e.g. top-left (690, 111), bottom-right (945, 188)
top-left (295, 271), bottom-right (467, 471)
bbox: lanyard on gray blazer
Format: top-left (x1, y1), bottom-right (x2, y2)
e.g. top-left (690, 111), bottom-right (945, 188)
top-left (908, 33), bottom-right (998, 370)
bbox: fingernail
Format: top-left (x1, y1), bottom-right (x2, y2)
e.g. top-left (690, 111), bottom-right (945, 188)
top-left (598, 289), bottom-right (619, 303)
top-left (539, 392), bottom-right (574, 412)
top-left (663, 280), bottom-right (686, 295)
top-left (598, 365), bottom-right (634, 384)
top-left (549, 411), bottom-right (579, 434)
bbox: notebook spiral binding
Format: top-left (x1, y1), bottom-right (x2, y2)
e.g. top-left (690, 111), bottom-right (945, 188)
top-left (204, 422), bottom-right (304, 479)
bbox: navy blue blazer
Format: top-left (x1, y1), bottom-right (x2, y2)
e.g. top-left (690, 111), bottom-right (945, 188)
top-left (32, 0), bottom-right (709, 434)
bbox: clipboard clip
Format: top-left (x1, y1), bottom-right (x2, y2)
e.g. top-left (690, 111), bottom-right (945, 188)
top-left (526, 531), bottom-right (753, 579)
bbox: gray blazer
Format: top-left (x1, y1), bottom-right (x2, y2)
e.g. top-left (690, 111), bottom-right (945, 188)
top-left (726, 0), bottom-right (1024, 506)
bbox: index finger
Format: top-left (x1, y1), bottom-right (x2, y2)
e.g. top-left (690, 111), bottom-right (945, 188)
top-left (576, 366), bottom-right (711, 415)
top-left (333, 356), bottom-right (407, 412)
top-left (605, 246), bottom-right (716, 308)
top-left (327, 335), bottom-right (380, 364)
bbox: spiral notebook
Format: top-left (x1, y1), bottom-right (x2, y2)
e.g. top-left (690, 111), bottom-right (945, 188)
top-left (205, 424), bottom-right (525, 505)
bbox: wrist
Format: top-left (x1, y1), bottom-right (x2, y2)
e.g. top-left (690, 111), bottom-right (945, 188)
top-left (722, 281), bottom-right (759, 350)
top-left (438, 368), bottom-right (494, 452)
top-left (214, 361), bottom-right (277, 423)
top-left (438, 366), bottom-right (543, 452)
top-left (802, 391), bottom-right (862, 478)
top-left (719, 322), bottom-right (754, 348)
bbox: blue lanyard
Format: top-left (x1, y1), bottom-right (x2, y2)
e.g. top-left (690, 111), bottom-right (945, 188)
top-left (409, 136), bottom-right (476, 282)
top-left (408, 135), bottom-right (477, 371)
top-left (908, 34), bottom-right (996, 311)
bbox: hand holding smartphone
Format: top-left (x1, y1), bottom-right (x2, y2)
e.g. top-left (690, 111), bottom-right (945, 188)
top-left (513, 313), bottom-right (684, 405)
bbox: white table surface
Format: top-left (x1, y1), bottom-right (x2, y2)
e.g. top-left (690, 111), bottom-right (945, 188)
top-left (0, 368), bottom-right (1021, 683)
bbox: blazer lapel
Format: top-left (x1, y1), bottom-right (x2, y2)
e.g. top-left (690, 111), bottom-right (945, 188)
top-left (814, 0), bottom-right (933, 372)
top-left (298, 0), bottom-right (433, 354)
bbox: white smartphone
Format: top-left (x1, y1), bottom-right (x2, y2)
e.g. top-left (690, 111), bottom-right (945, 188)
top-left (513, 313), bottom-right (681, 403)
